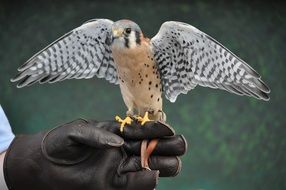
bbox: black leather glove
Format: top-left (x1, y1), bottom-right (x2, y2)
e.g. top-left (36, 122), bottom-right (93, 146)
top-left (4, 119), bottom-right (187, 190)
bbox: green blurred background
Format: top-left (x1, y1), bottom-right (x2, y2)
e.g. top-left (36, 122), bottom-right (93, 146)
top-left (0, 0), bottom-right (285, 189)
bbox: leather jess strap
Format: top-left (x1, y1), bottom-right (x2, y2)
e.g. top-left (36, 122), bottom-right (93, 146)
top-left (140, 139), bottom-right (158, 170)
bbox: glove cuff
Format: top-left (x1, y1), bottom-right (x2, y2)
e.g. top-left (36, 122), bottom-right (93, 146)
top-left (3, 133), bottom-right (48, 190)
top-left (3, 136), bottom-right (18, 190)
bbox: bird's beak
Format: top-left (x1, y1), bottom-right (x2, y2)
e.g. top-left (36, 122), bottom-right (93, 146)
top-left (112, 28), bottom-right (123, 38)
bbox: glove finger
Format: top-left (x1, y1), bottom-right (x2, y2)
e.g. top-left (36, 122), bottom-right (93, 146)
top-left (94, 120), bottom-right (175, 139)
top-left (124, 135), bottom-right (187, 156)
top-left (119, 156), bottom-right (181, 177)
top-left (114, 170), bottom-right (159, 190)
top-left (69, 121), bottom-right (124, 148)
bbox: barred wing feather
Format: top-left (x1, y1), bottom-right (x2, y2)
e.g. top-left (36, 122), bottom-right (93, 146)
top-left (11, 19), bottom-right (118, 87)
top-left (151, 21), bottom-right (270, 102)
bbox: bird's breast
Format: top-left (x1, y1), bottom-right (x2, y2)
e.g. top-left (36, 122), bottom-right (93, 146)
top-left (111, 43), bottom-right (163, 109)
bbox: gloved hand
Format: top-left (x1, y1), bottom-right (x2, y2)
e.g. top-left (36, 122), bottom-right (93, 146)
top-left (4, 119), bottom-right (187, 190)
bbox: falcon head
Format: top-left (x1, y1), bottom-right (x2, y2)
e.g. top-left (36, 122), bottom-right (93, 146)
top-left (111, 20), bottom-right (142, 49)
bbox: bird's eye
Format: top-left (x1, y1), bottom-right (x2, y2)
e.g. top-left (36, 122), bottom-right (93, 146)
top-left (125, 28), bottom-right (132, 34)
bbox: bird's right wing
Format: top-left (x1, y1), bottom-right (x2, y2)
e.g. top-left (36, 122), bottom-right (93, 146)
top-left (11, 19), bottom-right (119, 88)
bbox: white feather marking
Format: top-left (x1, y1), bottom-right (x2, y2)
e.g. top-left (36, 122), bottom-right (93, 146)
top-left (37, 63), bottom-right (43, 68)
top-left (239, 69), bottom-right (245, 76)
top-left (129, 31), bottom-right (137, 48)
top-left (233, 62), bottom-right (241, 71)
top-left (30, 66), bottom-right (37, 71)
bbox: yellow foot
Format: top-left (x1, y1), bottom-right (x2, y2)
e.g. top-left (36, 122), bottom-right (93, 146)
top-left (115, 115), bottom-right (133, 133)
top-left (137, 112), bottom-right (151, 126)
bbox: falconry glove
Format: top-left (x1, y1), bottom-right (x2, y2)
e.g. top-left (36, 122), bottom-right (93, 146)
top-left (4, 119), bottom-right (187, 190)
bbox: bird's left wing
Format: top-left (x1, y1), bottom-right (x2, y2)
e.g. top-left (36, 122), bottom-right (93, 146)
top-left (11, 19), bottom-right (118, 88)
top-left (151, 21), bottom-right (270, 102)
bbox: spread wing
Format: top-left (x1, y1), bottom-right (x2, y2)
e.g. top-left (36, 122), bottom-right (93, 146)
top-left (11, 19), bottom-right (118, 88)
top-left (151, 21), bottom-right (270, 102)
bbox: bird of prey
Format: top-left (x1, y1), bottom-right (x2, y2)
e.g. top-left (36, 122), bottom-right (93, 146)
top-left (11, 19), bottom-right (270, 168)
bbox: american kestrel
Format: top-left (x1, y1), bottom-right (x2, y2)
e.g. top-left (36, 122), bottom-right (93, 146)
top-left (11, 18), bottom-right (270, 169)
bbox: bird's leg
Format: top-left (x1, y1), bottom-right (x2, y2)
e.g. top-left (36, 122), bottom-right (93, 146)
top-left (137, 111), bottom-right (152, 125)
top-left (115, 116), bottom-right (133, 133)
top-left (157, 109), bottom-right (167, 122)
top-left (126, 108), bottom-right (134, 117)
top-left (115, 108), bottom-right (134, 133)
